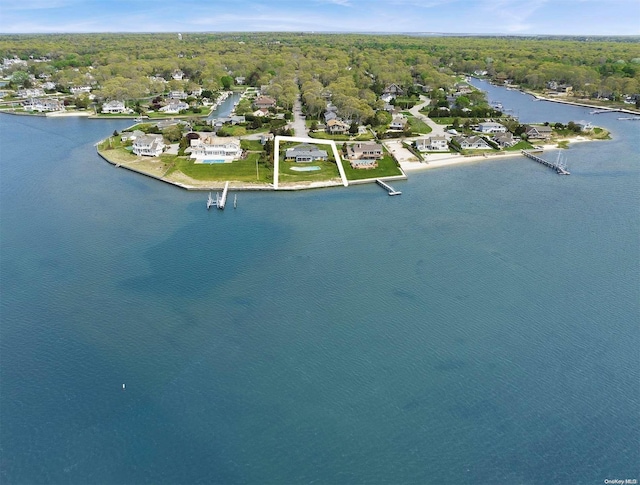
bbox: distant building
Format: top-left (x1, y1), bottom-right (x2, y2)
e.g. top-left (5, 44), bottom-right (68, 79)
top-left (326, 119), bottom-right (350, 135)
top-left (101, 100), bottom-right (129, 114)
top-left (23, 98), bottom-right (64, 112)
top-left (159, 101), bottom-right (189, 114)
top-left (254, 96), bottom-right (277, 109)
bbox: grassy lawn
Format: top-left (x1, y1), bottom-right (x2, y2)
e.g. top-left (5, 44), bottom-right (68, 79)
top-left (340, 154), bottom-right (403, 181)
top-left (167, 152), bottom-right (274, 183)
top-left (504, 140), bottom-right (534, 151)
top-left (308, 131), bottom-right (352, 141)
top-left (240, 139), bottom-right (264, 151)
top-left (407, 116), bottom-right (432, 134)
top-left (277, 159), bottom-right (341, 184)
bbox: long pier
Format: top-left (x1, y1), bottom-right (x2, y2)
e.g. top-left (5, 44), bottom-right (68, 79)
top-left (521, 150), bottom-right (570, 175)
top-left (376, 179), bottom-right (402, 195)
top-left (217, 181), bottom-right (230, 209)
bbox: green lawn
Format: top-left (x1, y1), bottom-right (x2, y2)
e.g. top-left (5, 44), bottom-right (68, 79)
top-left (504, 140), bottom-right (534, 151)
top-left (340, 154), bottom-right (403, 181)
top-left (277, 159), bottom-right (341, 183)
top-left (240, 139), bottom-right (264, 151)
top-left (167, 153), bottom-right (273, 183)
top-left (308, 131), bottom-right (352, 141)
top-left (407, 116), bottom-right (432, 134)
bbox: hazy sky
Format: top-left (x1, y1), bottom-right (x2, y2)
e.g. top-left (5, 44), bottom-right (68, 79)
top-left (1, 0), bottom-right (639, 35)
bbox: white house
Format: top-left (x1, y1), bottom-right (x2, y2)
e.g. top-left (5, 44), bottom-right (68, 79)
top-left (159, 101), bottom-right (189, 114)
top-left (389, 115), bottom-right (408, 130)
top-left (190, 136), bottom-right (242, 161)
top-left (70, 86), bottom-right (92, 95)
top-left (18, 88), bottom-right (45, 98)
top-left (132, 134), bottom-right (165, 157)
top-left (477, 121), bottom-right (507, 133)
top-left (172, 70), bottom-right (185, 81)
top-left (348, 142), bottom-right (384, 159)
top-left (102, 100), bottom-right (129, 114)
top-left (415, 136), bottom-right (449, 151)
top-left (168, 91), bottom-right (187, 100)
top-left (23, 98), bottom-right (65, 112)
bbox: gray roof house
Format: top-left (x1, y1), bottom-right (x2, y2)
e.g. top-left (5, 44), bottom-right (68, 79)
top-left (285, 144), bottom-right (328, 163)
top-left (348, 142), bottom-right (384, 159)
top-left (453, 135), bottom-right (491, 150)
top-left (524, 125), bottom-right (553, 139)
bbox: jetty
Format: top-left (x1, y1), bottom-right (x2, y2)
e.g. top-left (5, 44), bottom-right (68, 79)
top-left (521, 150), bottom-right (570, 175)
top-left (376, 179), bottom-right (402, 195)
top-left (217, 181), bottom-right (230, 209)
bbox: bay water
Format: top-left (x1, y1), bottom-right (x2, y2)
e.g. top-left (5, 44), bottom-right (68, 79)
top-left (1, 86), bottom-right (638, 484)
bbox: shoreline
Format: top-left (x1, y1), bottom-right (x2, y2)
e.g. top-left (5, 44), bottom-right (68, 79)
top-left (399, 137), bottom-right (595, 172)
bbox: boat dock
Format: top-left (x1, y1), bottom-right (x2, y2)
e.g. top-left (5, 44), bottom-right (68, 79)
top-left (376, 179), bottom-right (402, 195)
top-left (521, 150), bottom-right (570, 175)
top-left (217, 181), bottom-right (229, 209)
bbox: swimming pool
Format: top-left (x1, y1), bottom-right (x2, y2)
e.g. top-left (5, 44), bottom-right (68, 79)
top-left (201, 159), bottom-right (226, 164)
top-left (290, 166), bottom-right (321, 172)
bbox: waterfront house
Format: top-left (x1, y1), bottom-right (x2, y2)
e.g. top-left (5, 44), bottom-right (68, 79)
top-left (254, 96), bottom-right (277, 109)
top-left (493, 132), bottom-right (517, 148)
top-left (524, 125), bottom-right (553, 139)
top-left (415, 136), bottom-right (449, 152)
top-left (348, 142), bottom-right (384, 159)
top-left (285, 144), bottom-right (328, 163)
top-left (101, 100), bottom-right (129, 114)
top-left (132, 134), bottom-right (165, 157)
top-left (159, 101), bottom-right (189, 114)
top-left (326, 119), bottom-right (350, 135)
top-left (190, 135), bottom-right (242, 161)
top-left (453, 135), bottom-right (491, 150)
top-left (477, 121), bottom-right (507, 133)
top-left (23, 98), bottom-right (65, 112)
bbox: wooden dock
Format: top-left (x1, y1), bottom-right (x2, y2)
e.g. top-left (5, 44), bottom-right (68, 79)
top-left (217, 181), bottom-right (229, 209)
top-left (376, 179), bottom-right (402, 195)
top-left (521, 150), bottom-right (570, 175)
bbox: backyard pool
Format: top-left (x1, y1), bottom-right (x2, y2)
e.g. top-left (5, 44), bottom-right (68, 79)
top-left (290, 166), bottom-right (321, 172)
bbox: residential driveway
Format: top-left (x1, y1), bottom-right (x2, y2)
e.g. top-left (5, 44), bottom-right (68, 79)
top-left (382, 139), bottom-right (419, 164)
top-left (409, 96), bottom-right (449, 138)
top-left (291, 96), bottom-right (307, 138)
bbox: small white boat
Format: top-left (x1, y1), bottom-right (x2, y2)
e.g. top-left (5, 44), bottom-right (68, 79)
top-left (122, 383), bottom-right (126, 390)
top-left (234, 194), bottom-right (237, 209)
top-left (206, 192), bottom-right (215, 210)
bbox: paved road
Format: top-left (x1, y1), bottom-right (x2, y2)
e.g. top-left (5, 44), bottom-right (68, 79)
top-left (409, 96), bottom-right (450, 138)
top-left (291, 94), bottom-right (308, 138)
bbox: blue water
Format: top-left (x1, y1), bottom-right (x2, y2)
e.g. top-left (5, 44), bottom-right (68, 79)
top-left (207, 92), bottom-right (243, 120)
top-left (290, 166), bottom-right (321, 171)
top-left (202, 159), bottom-right (226, 164)
top-left (1, 84), bottom-right (638, 484)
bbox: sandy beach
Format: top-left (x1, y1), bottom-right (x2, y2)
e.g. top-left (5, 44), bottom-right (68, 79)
top-left (398, 137), bottom-right (593, 172)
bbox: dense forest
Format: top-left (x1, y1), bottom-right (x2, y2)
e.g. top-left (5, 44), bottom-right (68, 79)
top-left (2, 33), bottom-right (639, 118)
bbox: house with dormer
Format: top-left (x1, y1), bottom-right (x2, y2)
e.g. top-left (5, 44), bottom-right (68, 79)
top-left (254, 96), bottom-right (277, 109)
top-left (524, 125), bottom-right (553, 139)
top-left (132, 134), bottom-right (165, 157)
top-left (452, 135), bottom-right (491, 150)
top-left (326, 119), bottom-right (350, 135)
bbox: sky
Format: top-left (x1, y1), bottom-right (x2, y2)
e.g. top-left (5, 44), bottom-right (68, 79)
top-left (0, 0), bottom-right (639, 36)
